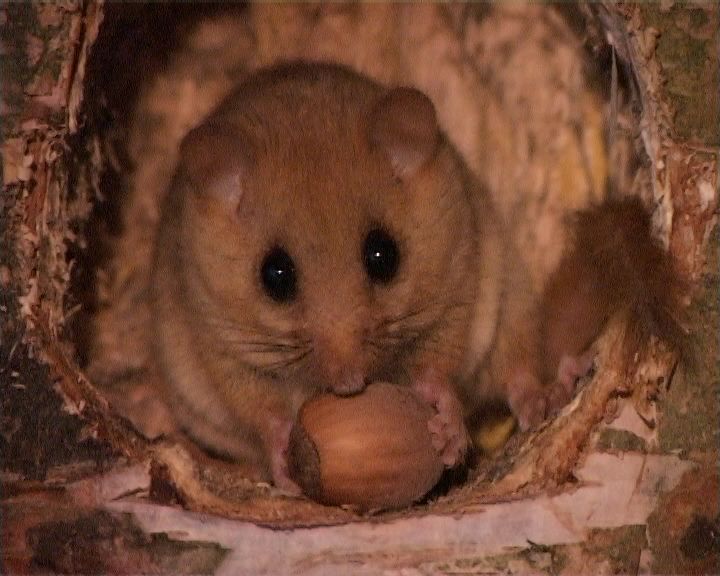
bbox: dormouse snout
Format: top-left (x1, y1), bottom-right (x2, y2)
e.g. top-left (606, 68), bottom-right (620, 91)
top-left (329, 368), bottom-right (368, 396)
top-left (311, 324), bottom-right (368, 396)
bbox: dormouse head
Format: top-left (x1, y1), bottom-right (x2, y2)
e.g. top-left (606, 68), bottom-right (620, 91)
top-left (176, 64), bottom-right (476, 396)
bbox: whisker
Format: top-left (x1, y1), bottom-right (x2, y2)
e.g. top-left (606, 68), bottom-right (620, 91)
top-left (204, 315), bottom-right (305, 341)
top-left (370, 295), bottom-right (475, 355)
top-left (202, 317), bottom-right (264, 334)
top-left (382, 296), bottom-right (475, 331)
top-left (260, 348), bottom-right (313, 372)
top-left (378, 305), bottom-right (433, 330)
top-left (238, 346), bottom-right (300, 355)
top-left (223, 339), bottom-right (310, 351)
top-left (201, 316), bottom-right (311, 350)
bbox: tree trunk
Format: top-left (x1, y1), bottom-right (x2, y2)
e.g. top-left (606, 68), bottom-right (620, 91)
top-left (1, 2), bottom-right (717, 574)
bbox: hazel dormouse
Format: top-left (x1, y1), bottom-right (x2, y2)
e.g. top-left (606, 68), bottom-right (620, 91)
top-left (151, 62), bottom-right (681, 490)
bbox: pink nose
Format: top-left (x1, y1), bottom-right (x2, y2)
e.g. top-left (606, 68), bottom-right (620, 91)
top-left (312, 327), bottom-right (367, 395)
top-left (329, 368), bottom-right (367, 396)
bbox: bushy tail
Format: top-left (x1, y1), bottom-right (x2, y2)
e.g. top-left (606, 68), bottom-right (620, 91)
top-left (540, 196), bottom-right (685, 381)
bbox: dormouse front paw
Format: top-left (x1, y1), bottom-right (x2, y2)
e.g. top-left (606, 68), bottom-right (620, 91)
top-left (413, 375), bottom-right (469, 468)
top-left (506, 371), bottom-right (548, 431)
top-left (557, 350), bottom-right (595, 393)
top-left (269, 418), bottom-right (303, 495)
top-left (507, 353), bottom-right (593, 430)
top-left (546, 350), bottom-right (595, 417)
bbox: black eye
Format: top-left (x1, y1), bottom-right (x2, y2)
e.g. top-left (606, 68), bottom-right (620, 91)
top-left (363, 228), bottom-right (400, 284)
top-left (261, 247), bottom-right (297, 302)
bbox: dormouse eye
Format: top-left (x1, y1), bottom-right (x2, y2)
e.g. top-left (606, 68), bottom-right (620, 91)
top-left (261, 247), bottom-right (297, 302)
top-left (363, 228), bottom-right (400, 284)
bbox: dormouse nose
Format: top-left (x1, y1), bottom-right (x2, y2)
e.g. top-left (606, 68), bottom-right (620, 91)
top-left (312, 324), bottom-right (368, 396)
top-left (330, 366), bottom-right (367, 396)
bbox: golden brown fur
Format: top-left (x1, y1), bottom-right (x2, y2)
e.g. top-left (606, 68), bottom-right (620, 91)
top-left (152, 63), bottom-right (682, 486)
top-left (540, 197), bottom-right (684, 382)
top-left (152, 63), bottom-right (480, 486)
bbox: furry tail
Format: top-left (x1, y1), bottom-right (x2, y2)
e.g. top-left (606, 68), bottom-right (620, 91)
top-left (540, 196), bottom-right (685, 381)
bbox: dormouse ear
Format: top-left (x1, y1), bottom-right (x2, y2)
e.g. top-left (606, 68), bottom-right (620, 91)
top-left (178, 120), bottom-right (253, 207)
top-left (370, 87), bottom-right (439, 179)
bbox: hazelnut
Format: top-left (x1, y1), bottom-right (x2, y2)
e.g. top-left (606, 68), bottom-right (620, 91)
top-left (287, 382), bottom-right (444, 511)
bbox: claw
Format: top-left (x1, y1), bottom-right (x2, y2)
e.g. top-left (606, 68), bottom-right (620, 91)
top-left (413, 373), bottom-right (468, 468)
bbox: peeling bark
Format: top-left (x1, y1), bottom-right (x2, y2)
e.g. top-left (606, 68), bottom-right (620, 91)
top-left (1, 2), bottom-right (717, 574)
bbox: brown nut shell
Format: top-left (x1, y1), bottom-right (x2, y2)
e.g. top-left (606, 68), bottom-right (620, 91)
top-left (287, 382), bottom-right (444, 511)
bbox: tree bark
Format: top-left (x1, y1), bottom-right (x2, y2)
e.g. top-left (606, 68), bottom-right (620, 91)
top-left (1, 2), bottom-right (717, 574)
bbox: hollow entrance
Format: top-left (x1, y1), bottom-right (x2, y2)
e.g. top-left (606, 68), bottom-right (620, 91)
top-left (64, 3), bottom-right (687, 524)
